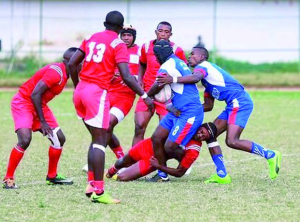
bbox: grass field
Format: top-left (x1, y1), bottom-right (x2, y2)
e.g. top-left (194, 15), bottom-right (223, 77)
top-left (0, 90), bottom-right (300, 222)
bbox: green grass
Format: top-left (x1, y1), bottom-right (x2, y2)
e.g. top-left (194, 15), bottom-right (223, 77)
top-left (0, 90), bottom-right (300, 222)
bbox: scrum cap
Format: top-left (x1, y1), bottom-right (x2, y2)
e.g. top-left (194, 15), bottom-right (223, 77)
top-left (120, 24), bottom-right (137, 45)
top-left (153, 39), bottom-right (173, 64)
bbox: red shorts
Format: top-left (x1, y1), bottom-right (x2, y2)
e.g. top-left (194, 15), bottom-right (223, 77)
top-left (128, 139), bottom-right (155, 176)
top-left (11, 93), bottom-right (58, 132)
top-left (135, 97), bottom-right (168, 116)
top-left (74, 81), bottom-right (110, 129)
top-left (109, 92), bottom-right (135, 123)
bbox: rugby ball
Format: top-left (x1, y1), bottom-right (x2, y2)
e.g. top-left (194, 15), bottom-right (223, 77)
top-left (154, 84), bottom-right (172, 103)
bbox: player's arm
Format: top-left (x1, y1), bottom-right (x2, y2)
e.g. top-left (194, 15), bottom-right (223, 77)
top-left (68, 49), bottom-right (85, 88)
top-left (156, 71), bottom-right (204, 86)
top-left (166, 102), bottom-right (181, 117)
top-left (202, 92), bottom-right (215, 112)
top-left (137, 62), bottom-right (146, 87)
top-left (118, 63), bottom-right (154, 111)
top-left (150, 156), bottom-right (187, 177)
top-left (31, 80), bottom-right (53, 136)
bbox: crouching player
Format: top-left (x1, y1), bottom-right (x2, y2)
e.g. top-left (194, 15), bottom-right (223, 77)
top-left (2, 48), bottom-right (77, 189)
top-left (105, 123), bottom-right (216, 182)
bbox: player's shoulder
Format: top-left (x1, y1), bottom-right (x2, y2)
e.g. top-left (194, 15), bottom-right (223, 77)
top-left (48, 63), bottom-right (64, 79)
top-left (141, 39), bottom-right (155, 53)
top-left (170, 42), bottom-right (183, 52)
top-left (160, 56), bottom-right (177, 71)
top-left (196, 61), bottom-right (210, 69)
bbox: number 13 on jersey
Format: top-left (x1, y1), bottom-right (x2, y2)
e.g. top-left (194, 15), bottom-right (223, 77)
top-left (86, 42), bottom-right (106, 63)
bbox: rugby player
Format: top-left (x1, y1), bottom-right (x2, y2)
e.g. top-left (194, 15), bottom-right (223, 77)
top-left (108, 24), bottom-right (140, 159)
top-left (132, 21), bottom-right (187, 146)
top-left (157, 47), bottom-right (282, 183)
top-left (82, 24), bottom-right (140, 172)
top-left (68, 11), bottom-right (153, 204)
top-left (105, 123), bottom-right (216, 181)
top-left (2, 47), bottom-right (77, 189)
top-left (145, 40), bottom-right (204, 182)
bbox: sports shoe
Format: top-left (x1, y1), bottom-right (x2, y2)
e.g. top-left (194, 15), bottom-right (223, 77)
top-left (82, 164), bottom-right (88, 173)
top-left (146, 173), bottom-right (170, 182)
top-left (46, 173), bottom-right (73, 185)
top-left (267, 150), bottom-right (282, 180)
top-left (85, 183), bottom-right (94, 198)
top-left (90, 192), bottom-right (120, 204)
top-left (204, 173), bottom-right (232, 184)
top-left (2, 178), bottom-right (18, 189)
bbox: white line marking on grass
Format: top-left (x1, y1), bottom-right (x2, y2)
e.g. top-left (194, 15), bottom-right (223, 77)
top-left (15, 153), bottom-right (294, 187)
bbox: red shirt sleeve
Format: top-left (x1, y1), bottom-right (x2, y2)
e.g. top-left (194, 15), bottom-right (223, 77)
top-left (41, 66), bottom-right (62, 88)
top-left (139, 43), bottom-right (147, 64)
top-left (175, 47), bottom-right (187, 64)
top-left (115, 42), bottom-right (129, 64)
top-left (194, 66), bottom-right (208, 78)
top-left (204, 90), bottom-right (211, 98)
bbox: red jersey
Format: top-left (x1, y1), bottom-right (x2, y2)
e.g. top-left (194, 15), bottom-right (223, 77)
top-left (79, 30), bottom-right (128, 90)
top-left (109, 44), bottom-right (140, 95)
top-left (140, 40), bottom-right (187, 91)
top-left (18, 62), bottom-right (68, 106)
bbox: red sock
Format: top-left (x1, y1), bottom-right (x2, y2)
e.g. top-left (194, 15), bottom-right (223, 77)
top-left (5, 145), bottom-right (25, 179)
top-left (94, 180), bottom-right (104, 194)
top-left (112, 146), bottom-right (124, 159)
top-left (108, 165), bottom-right (119, 177)
top-left (47, 145), bottom-right (62, 178)
top-left (88, 171), bottom-right (94, 183)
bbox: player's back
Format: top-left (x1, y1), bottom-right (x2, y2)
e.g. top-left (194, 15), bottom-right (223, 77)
top-left (196, 61), bottom-right (244, 103)
top-left (159, 55), bottom-right (201, 111)
top-left (19, 62), bottom-right (67, 105)
top-left (79, 30), bottom-right (128, 90)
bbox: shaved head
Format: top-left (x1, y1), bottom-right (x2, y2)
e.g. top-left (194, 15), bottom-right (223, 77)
top-left (193, 47), bottom-right (209, 60)
top-left (104, 11), bottom-right (124, 30)
top-left (63, 47), bottom-right (78, 60)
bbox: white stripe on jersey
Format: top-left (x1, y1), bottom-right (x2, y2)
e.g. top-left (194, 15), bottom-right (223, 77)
top-left (232, 98), bottom-right (239, 108)
top-left (110, 38), bottom-right (124, 48)
top-left (186, 144), bottom-right (201, 152)
top-left (49, 65), bottom-right (63, 84)
top-left (200, 61), bottom-right (226, 87)
top-left (160, 58), bottom-right (184, 94)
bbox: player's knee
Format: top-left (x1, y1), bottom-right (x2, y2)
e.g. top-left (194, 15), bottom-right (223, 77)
top-left (18, 134), bottom-right (32, 149)
top-left (48, 127), bottom-right (64, 148)
top-left (57, 132), bottom-right (66, 147)
top-left (134, 124), bottom-right (146, 137)
top-left (226, 138), bottom-right (238, 149)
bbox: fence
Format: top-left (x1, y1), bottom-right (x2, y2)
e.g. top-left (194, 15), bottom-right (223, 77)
top-left (0, 0), bottom-right (299, 69)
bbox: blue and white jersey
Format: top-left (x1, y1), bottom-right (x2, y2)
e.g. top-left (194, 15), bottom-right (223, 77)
top-left (158, 55), bottom-right (201, 110)
top-left (195, 61), bottom-right (244, 104)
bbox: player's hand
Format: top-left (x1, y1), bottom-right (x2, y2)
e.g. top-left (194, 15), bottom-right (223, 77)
top-left (150, 156), bottom-right (160, 169)
top-left (41, 121), bottom-right (53, 137)
top-left (166, 103), bottom-right (181, 117)
top-left (156, 73), bottom-right (173, 86)
top-left (143, 96), bottom-right (154, 112)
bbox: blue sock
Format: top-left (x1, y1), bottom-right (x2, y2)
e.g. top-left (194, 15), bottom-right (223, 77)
top-left (158, 170), bottom-right (168, 178)
top-left (251, 142), bottom-right (275, 159)
top-left (212, 154), bottom-right (227, 178)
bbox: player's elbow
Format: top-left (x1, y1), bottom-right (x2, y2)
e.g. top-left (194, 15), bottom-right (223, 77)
top-left (173, 169), bottom-right (186, 177)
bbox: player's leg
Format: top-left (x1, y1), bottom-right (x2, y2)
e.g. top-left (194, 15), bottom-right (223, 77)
top-left (107, 113), bottom-right (124, 159)
top-left (45, 127), bottom-right (73, 185)
top-left (108, 94), bottom-right (135, 158)
top-left (3, 128), bottom-right (32, 189)
top-left (3, 94), bottom-right (33, 189)
top-left (225, 96), bottom-right (281, 179)
top-left (132, 98), bottom-right (154, 146)
top-left (74, 82), bottom-right (119, 203)
top-left (106, 154), bottom-right (137, 179)
top-left (204, 117), bottom-right (231, 184)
